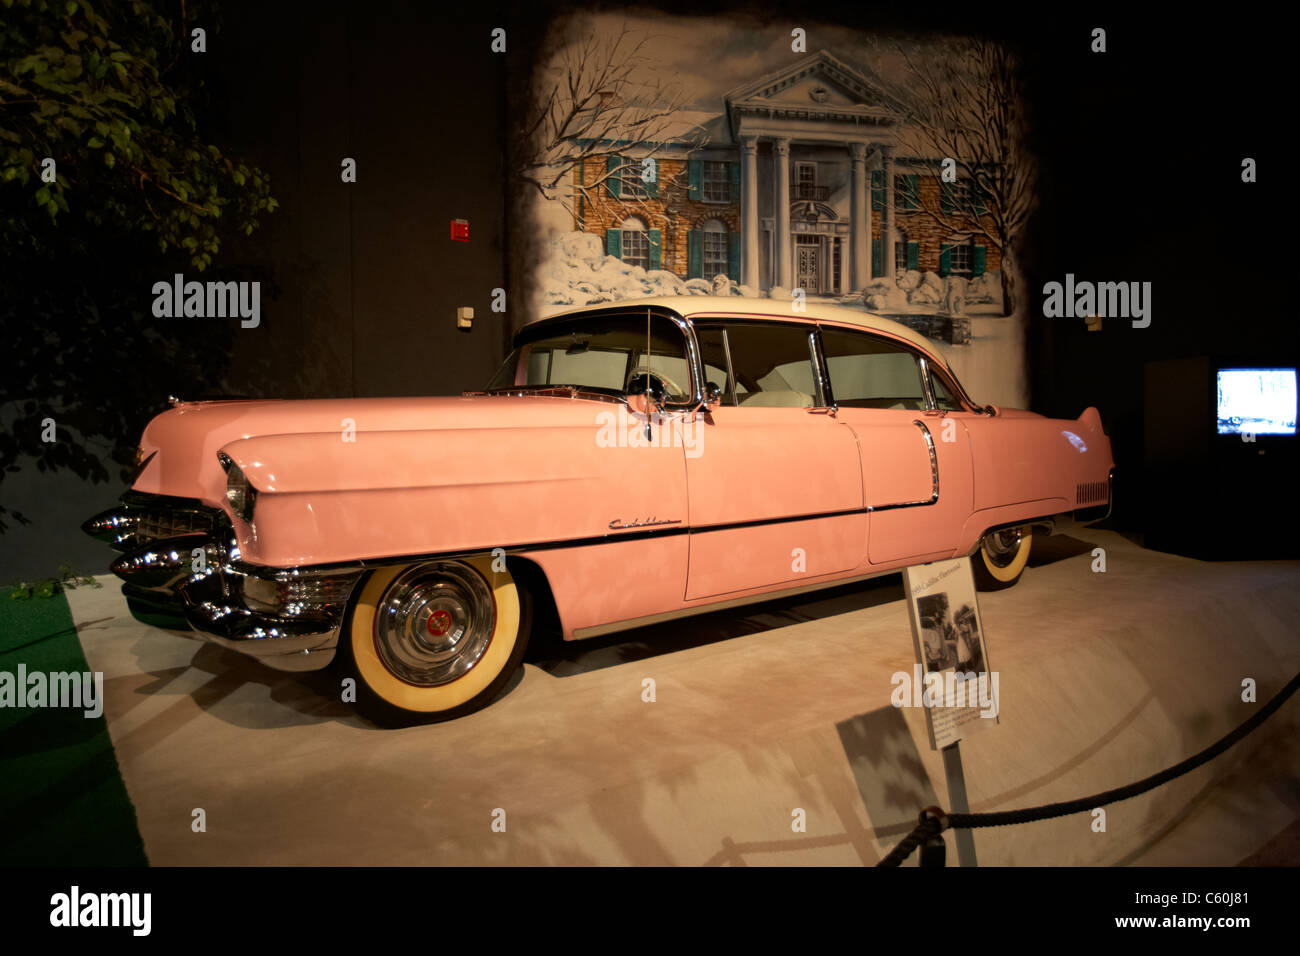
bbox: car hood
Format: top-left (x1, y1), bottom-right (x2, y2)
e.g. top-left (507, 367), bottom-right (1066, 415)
top-left (131, 394), bottom-right (627, 502)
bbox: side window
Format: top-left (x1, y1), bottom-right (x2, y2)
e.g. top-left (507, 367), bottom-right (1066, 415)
top-left (721, 322), bottom-right (821, 408)
top-left (492, 313), bottom-right (692, 402)
top-left (930, 369), bottom-right (965, 411)
top-left (820, 329), bottom-right (927, 410)
top-left (694, 326), bottom-right (734, 402)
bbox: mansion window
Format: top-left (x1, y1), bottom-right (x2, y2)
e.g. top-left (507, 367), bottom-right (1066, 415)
top-left (703, 220), bottom-right (728, 278)
top-left (794, 162), bottom-right (817, 200)
top-left (949, 241), bottom-right (972, 275)
top-left (620, 217), bottom-right (650, 270)
top-left (939, 238), bottom-right (985, 277)
top-left (703, 161), bottom-right (730, 203)
top-left (894, 174), bottom-right (919, 210)
top-left (941, 178), bottom-right (987, 216)
top-left (620, 165), bottom-right (649, 200)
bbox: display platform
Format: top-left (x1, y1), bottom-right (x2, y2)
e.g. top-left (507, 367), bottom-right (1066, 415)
top-left (63, 530), bottom-right (1300, 866)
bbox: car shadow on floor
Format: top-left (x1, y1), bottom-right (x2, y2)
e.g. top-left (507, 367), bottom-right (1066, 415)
top-left (528, 533), bottom-right (1104, 678)
top-left (527, 574), bottom-right (906, 678)
top-left (1025, 533), bottom-right (1098, 568)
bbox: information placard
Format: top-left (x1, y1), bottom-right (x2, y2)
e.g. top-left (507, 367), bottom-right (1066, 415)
top-left (901, 557), bottom-right (999, 750)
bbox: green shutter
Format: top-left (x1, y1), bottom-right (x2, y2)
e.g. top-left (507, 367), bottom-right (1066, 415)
top-left (972, 245), bottom-right (986, 276)
top-left (606, 229), bottom-right (622, 259)
top-left (940, 181), bottom-right (954, 214)
top-left (871, 170), bottom-right (883, 212)
top-left (645, 162), bottom-right (659, 199)
top-left (728, 232), bottom-right (741, 279)
top-left (688, 160), bottom-right (703, 200)
top-left (938, 242), bottom-right (952, 277)
top-left (687, 230), bottom-right (703, 278)
top-left (729, 161), bottom-right (741, 202)
top-left (906, 241), bottom-right (920, 272)
top-left (607, 155), bottom-right (622, 199)
top-left (871, 238), bottom-right (883, 278)
top-left (905, 174), bottom-right (919, 210)
top-left (648, 229), bottom-right (662, 271)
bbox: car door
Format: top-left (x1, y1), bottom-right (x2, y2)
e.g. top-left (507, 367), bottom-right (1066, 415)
top-left (818, 326), bottom-right (974, 566)
top-left (684, 320), bottom-right (865, 600)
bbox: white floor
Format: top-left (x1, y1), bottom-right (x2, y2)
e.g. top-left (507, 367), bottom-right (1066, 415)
top-left (63, 530), bottom-right (1300, 865)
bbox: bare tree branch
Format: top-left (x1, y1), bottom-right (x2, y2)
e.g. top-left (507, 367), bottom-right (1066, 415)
top-left (867, 37), bottom-right (1037, 313)
top-left (513, 23), bottom-right (707, 223)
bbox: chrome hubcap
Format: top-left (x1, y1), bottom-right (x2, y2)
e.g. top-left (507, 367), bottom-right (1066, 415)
top-left (374, 562), bottom-right (496, 686)
top-left (983, 527), bottom-right (1024, 569)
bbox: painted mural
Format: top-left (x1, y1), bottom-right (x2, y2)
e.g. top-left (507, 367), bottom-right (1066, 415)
top-left (517, 13), bottom-right (1037, 408)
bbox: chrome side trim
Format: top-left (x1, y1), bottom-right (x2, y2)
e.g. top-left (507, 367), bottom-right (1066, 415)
top-left (867, 419), bottom-right (940, 512)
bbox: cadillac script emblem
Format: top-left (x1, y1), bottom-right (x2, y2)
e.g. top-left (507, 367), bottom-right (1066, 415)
top-left (609, 517), bottom-right (681, 530)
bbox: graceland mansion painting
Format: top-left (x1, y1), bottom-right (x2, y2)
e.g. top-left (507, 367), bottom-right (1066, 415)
top-left (512, 12), bottom-right (1036, 408)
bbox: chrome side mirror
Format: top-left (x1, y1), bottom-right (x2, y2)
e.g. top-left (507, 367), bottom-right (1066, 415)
top-left (681, 381), bottom-right (721, 424)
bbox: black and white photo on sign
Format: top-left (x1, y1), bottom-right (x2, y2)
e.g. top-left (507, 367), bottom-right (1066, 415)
top-left (917, 592), bottom-right (984, 674)
top-left (902, 557), bottom-right (998, 750)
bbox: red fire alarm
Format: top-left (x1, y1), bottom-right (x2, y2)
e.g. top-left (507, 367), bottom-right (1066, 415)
top-left (450, 219), bottom-right (470, 242)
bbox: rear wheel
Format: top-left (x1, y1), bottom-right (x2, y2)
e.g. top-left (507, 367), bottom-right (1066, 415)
top-left (339, 555), bottom-right (531, 725)
top-left (972, 526), bottom-right (1032, 591)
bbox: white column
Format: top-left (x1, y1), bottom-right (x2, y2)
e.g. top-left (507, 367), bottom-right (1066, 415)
top-left (849, 142), bottom-right (870, 292)
top-left (774, 137), bottom-right (792, 290)
top-left (741, 136), bottom-right (760, 290)
top-left (881, 145), bottom-right (896, 283)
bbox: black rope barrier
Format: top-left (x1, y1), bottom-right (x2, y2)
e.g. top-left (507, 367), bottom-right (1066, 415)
top-left (878, 668), bottom-right (1300, 866)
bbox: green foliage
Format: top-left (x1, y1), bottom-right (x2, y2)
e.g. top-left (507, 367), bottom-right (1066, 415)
top-left (10, 562), bottom-right (101, 599)
top-left (0, 0), bottom-right (277, 270)
top-left (0, 0), bottom-right (277, 533)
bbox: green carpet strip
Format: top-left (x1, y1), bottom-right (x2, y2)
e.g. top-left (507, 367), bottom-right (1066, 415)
top-left (0, 587), bottom-right (147, 865)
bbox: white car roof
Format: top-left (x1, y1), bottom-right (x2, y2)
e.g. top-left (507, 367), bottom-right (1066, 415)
top-left (538, 296), bottom-right (952, 373)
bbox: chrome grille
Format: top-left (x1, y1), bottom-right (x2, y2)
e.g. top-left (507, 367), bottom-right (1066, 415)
top-left (132, 507), bottom-right (220, 545)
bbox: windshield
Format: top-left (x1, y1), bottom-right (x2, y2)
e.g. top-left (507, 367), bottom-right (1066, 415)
top-left (485, 312), bottom-right (694, 403)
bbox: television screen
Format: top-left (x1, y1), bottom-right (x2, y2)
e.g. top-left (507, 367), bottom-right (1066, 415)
top-left (1216, 368), bottom-right (1298, 435)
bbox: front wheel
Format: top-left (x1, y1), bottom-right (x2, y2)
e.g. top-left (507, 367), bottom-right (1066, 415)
top-left (971, 526), bottom-right (1032, 591)
top-left (338, 556), bottom-right (531, 725)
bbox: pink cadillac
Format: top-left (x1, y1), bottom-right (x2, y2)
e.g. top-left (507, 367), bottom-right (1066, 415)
top-left (84, 298), bottom-right (1113, 723)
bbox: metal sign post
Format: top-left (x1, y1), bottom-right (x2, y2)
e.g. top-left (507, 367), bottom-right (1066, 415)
top-left (901, 556), bottom-right (997, 868)
top-left (941, 742), bottom-right (978, 867)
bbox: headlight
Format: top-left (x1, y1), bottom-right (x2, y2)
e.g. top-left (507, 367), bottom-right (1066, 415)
top-left (217, 452), bottom-right (257, 523)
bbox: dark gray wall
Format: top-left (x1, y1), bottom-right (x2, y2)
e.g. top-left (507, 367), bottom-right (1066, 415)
top-left (2, 2), bottom-right (510, 581)
top-left (214, 0), bottom-right (510, 400)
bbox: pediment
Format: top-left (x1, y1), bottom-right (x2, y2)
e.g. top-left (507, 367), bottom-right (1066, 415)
top-left (726, 50), bottom-right (899, 114)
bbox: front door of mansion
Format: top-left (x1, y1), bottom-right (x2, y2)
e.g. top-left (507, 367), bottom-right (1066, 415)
top-left (796, 236), bottom-right (819, 292)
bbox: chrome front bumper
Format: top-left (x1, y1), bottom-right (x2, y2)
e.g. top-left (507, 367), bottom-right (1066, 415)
top-left (84, 493), bottom-right (361, 672)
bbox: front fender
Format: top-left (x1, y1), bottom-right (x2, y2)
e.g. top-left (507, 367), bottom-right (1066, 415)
top-left (219, 419), bottom-right (689, 567)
